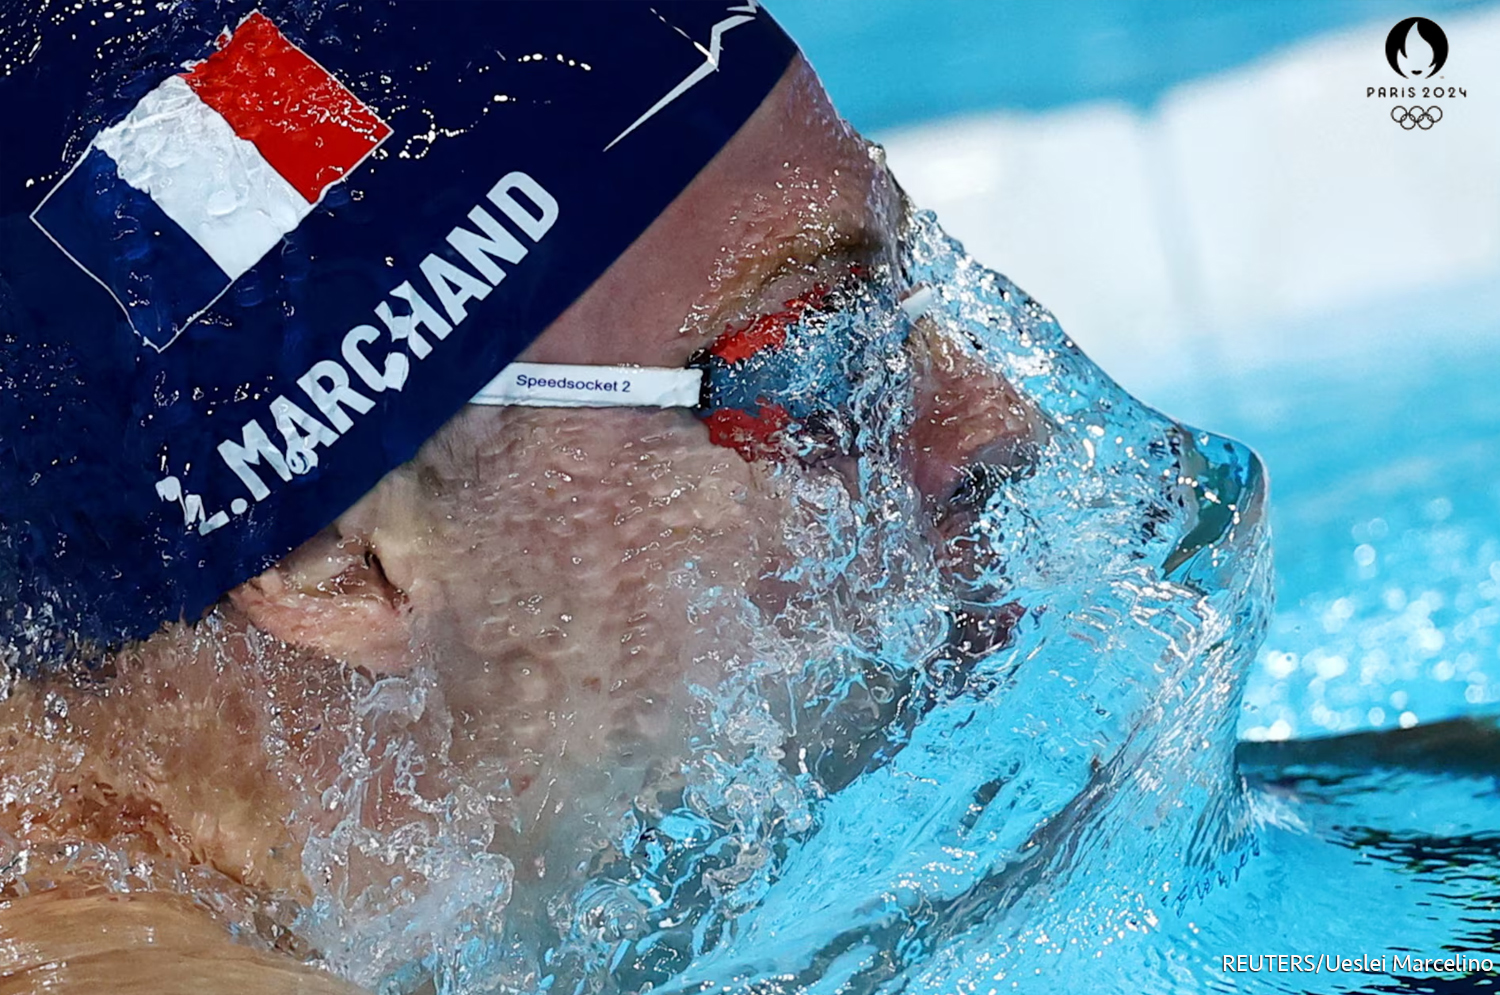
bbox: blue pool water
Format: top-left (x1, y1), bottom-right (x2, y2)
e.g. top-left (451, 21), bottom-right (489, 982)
top-left (771, 0), bottom-right (1500, 131)
top-left (1225, 326), bottom-right (1500, 742)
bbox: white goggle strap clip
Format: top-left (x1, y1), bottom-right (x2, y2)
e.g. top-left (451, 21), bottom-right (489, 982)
top-left (469, 361), bottom-right (704, 409)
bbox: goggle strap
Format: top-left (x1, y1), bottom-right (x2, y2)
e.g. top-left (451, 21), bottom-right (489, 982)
top-left (469, 362), bottom-right (704, 409)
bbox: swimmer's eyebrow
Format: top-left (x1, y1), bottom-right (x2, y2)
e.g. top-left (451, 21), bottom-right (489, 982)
top-left (687, 221), bottom-right (885, 348)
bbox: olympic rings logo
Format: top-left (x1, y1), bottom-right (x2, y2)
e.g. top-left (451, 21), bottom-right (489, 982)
top-left (1391, 105), bottom-right (1443, 129)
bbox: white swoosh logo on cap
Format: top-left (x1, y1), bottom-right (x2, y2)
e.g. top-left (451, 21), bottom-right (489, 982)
top-left (605, 1), bottom-right (761, 151)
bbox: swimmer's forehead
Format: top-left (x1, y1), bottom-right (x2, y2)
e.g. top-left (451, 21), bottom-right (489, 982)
top-left (0, 2), bottom-right (801, 649)
top-left (527, 63), bottom-right (897, 371)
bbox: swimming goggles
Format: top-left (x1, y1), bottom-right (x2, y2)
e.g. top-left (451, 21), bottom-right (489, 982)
top-left (471, 282), bottom-right (935, 462)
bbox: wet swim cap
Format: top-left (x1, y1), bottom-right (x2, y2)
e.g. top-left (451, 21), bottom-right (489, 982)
top-left (0, 2), bottom-right (796, 650)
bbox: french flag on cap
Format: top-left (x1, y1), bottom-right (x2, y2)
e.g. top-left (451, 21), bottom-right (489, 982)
top-left (32, 12), bottom-right (391, 351)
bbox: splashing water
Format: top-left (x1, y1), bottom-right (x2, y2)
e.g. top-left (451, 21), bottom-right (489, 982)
top-left (263, 208), bottom-right (1270, 994)
top-left (6, 208), bottom-right (1492, 994)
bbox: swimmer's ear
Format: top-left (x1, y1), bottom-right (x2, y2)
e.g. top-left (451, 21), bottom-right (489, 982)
top-left (228, 525), bottom-right (415, 674)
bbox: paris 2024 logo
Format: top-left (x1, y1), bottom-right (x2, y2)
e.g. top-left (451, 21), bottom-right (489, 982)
top-left (1369, 17), bottom-right (1468, 130)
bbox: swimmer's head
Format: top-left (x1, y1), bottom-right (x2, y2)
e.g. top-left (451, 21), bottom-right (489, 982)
top-left (212, 48), bottom-right (1045, 814)
top-left (0, 6), bottom-right (1045, 855)
top-left (0, 0), bottom-right (1049, 818)
top-left (0, 2), bottom-right (801, 652)
top-left (1, 2), bottom-right (1038, 666)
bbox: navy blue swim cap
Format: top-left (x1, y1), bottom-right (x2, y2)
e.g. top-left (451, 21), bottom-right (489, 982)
top-left (0, 2), bottom-right (797, 650)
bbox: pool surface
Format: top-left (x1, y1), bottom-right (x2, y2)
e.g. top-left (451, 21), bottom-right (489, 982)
top-left (1232, 331), bottom-right (1500, 742)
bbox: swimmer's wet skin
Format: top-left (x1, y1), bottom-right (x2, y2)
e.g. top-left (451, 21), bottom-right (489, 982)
top-left (0, 6), bottom-right (1054, 993)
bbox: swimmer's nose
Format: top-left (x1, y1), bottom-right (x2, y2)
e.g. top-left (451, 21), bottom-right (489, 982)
top-left (907, 322), bottom-right (1044, 510)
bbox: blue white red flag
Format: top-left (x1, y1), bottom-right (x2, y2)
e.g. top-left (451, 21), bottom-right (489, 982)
top-left (32, 12), bottom-right (391, 350)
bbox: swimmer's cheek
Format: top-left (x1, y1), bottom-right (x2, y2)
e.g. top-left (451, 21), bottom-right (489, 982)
top-left (907, 322), bottom-right (1047, 509)
top-left (0, 891), bottom-right (367, 994)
